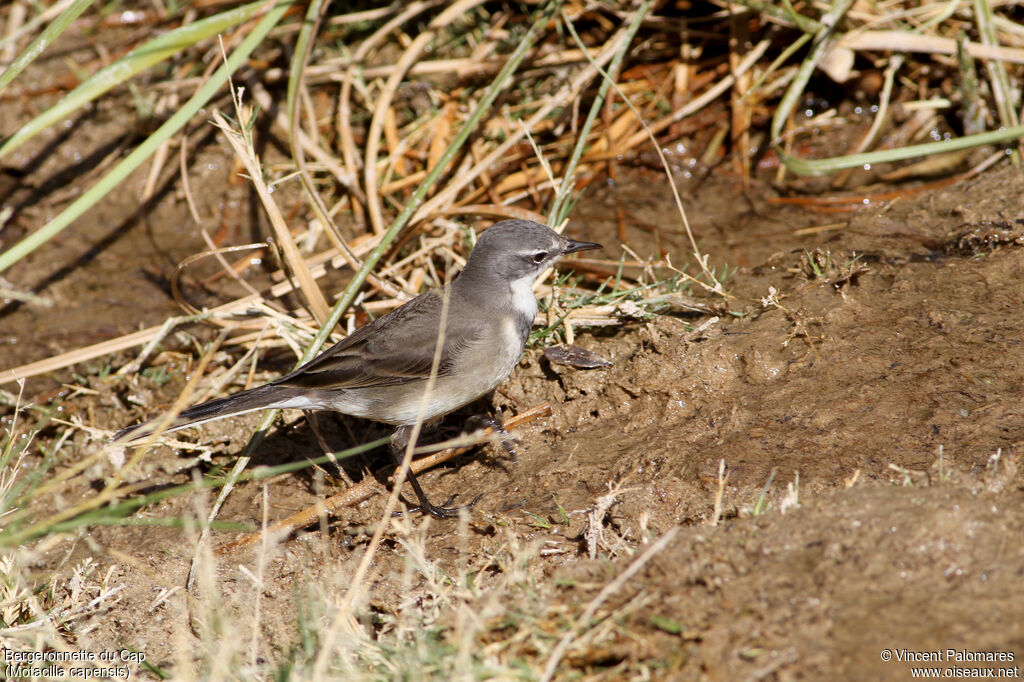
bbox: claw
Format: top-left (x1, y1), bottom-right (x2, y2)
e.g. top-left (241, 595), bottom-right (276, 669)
top-left (393, 493), bottom-right (483, 518)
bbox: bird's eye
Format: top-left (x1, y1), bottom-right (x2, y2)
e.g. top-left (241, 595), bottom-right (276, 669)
top-left (531, 251), bottom-right (548, 263)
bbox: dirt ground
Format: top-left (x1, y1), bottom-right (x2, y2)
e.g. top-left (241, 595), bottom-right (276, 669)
top-left (3, 108), bottom-right (1024, 678)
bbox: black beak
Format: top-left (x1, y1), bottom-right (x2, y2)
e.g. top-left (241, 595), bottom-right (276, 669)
top-left (563, 238), bottom-right (602, 255)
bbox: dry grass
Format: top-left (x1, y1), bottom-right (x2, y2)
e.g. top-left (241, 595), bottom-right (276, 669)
top-left (3, 0), bottom-right (1024, 678)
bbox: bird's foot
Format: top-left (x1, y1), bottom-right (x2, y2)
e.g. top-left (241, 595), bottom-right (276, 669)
top-left (392, 493), bottom-right (484, 519)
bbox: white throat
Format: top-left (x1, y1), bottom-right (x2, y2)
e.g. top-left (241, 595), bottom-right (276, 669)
top-left (509, 275), bottom-right (539, 320)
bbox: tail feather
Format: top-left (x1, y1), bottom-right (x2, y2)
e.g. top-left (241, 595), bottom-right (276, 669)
top-left (113, 384), bottom-right (293, 443)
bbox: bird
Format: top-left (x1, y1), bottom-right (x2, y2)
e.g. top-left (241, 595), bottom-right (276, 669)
top-left (115, 219), bottom-right (602, 517)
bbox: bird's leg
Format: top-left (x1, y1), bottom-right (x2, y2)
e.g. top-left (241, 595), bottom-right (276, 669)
top-left (389, 425), bottom-right (481, 519)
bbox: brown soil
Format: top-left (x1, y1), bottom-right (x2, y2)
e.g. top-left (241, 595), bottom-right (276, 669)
top-left (3, 110), bottom-right (1024, 677)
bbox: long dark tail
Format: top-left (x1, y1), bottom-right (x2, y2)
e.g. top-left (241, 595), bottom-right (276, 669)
top-left (113, 384), bottom-right (298, 443)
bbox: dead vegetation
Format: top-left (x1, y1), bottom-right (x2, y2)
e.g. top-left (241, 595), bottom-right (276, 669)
top-left (2, 0), bottom-right (1024, 679)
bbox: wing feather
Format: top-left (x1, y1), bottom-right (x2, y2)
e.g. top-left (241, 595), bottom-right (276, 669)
top-left (272, 291), bottom-right (485, 390)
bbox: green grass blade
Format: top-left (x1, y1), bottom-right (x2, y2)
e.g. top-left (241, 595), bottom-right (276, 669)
top-left (550, 1), bottom-right (653, 224)
top-left (0, 0), bottom-right (266, 159)
top-left (769, 0), bottom-right (1023, 175)
top-left (0, 0), bottom-right (95, 92)
top-left (1, 434), bottom-right (391, 548)
top-left (780, 127), bottom-right (1022, 175)
top-left (0, 0), bottom-right (295, 277)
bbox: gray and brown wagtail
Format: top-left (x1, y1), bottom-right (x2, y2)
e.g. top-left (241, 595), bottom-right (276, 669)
top-left (115, 219), bottom-right (601, 517)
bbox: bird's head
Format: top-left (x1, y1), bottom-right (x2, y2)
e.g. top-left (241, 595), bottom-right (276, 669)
top-left (462, 219), bottom-right (601, 285)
